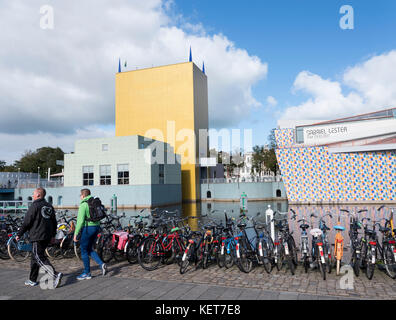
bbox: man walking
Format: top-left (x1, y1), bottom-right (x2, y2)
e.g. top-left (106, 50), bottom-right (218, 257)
top-left (17, 187), bottom-right (63, 288)
top-left (73, 188), bottom-right (107, 280)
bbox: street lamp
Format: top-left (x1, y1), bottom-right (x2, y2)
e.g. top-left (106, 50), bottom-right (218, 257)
top-left (37, 167), bottom-right (40, 187)
top-left (17, 168), bottom-right (20, 188)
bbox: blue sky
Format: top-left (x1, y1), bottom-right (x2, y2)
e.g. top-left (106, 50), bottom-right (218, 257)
top-left (173, 0), bottom-right (396, 147)
top-left (1, 1), bottom-right (396, 163)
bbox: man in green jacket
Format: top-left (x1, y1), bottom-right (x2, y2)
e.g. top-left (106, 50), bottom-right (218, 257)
top-left (73, 189), bottom-right (107, 280)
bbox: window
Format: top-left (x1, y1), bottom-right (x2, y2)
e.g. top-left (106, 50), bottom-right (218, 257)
top-left (102, 144), bottom-right (109, 151)
top-left (159, 164), bottom-right (164, 184)
top-left (83, 166), bottom-right (94, 186)
top-left (296, 127), bottom-right (304, 144)
top-left (100, 165), bottom-right (111, 185)
top-left (117, 164), bottom-right (129, 185)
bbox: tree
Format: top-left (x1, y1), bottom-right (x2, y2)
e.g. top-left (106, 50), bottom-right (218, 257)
top-left (251, 128), bottom-right (279, 176)
top-left (263, 129), bottom-right (278, 174)
top-left (0, 160), bottom-right (5, 171)
top-left (251, 145), bottom-right (265, 176)
top-left (14, 147), bottom-right (64, 177)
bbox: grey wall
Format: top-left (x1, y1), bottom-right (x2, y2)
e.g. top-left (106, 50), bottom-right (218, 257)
top-left (200, 181), bottom-right (287, 201)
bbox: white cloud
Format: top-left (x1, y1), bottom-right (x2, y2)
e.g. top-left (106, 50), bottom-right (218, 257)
top-left (266, 96), bottom-right (278, 107)
top-left (281, 50), bottom-right (396, 120)
top-left (0, 1), bottom-right (266, 132)
top-left (0, 126), bottom-right (115, 165)
top-left (0, 0), bottom-right (267, 162)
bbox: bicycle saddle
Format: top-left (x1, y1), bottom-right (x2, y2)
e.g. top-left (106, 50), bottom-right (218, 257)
top-left (237, 223), bottom-right (246, 228)
top-left (333, 225), bottom-right (345, 231)
top-left (310, 228), bottom-right (323, 237)
top-left (300, 224), bottom-right (310, 230)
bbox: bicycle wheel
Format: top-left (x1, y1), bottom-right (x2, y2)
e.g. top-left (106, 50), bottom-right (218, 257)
top-left (126, 238), bottom-right (139, 264)
top-left (319, 262), bottom-right (326, 280)
top-left (99, 234), bottom-right (114, 263)
top-left (203, 242), bottom-right (210, 269)
top-left (224, 250), bottom-right (234, 269)
top-left (287, 255), bottom-right (295, 275)
top-left (303, 255), bottom-right (309, 273)
top-left (180, 243), bottom-right (195, 274)
top-left (195, 242), bottom-right (205, 268)
top-left (0, 231), bottom-right (10, 260)
top-left (275, 247), bottom-right (283, 271)
top-left (217, 243), bottom-right (225, 268)
top-left (45, 245), bottom-right (62, 260)
top-left (260, 241), bottom-right (273, 274)
top-left (383, 244), bottom-right (396, 279)
top-left (351, 251), bottom-right (360, 277)
top-left (237, 240), bottom-right (253, 273)
top-left (73, 242), bottom-right (81, 260)
top-left (289, 237), bottom-right (298, 266)
top-left (7, 239), bottom-right (30, 262)
top-left (365, 249), bottom-right (375, 280)
top-left (336, 259), bottom-right (341, 276)
top-left (137, 237), bottom-right (162, 271)
top-left (325, 245), bottom-right (332, 274)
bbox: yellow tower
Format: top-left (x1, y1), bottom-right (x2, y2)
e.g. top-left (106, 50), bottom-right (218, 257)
top-left (115, 62), bottom-right (209, 202)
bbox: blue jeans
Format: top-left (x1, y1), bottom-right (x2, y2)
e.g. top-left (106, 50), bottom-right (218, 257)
top-left (80, 226), bottom-right (103, 274)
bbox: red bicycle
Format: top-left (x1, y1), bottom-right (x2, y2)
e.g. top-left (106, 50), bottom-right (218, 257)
top-left (137, 216), bottom-right (189, 271)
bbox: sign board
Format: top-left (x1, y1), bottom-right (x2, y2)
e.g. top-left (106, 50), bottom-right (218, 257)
top-left (200, 157), bottom-right (217, 167)
top-left (302, 118), bottom-right (396, 146)
top-left (56, 160), bottom-right (64, 166)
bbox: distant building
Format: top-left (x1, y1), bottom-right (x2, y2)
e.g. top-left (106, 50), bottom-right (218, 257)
top-left (276, 107), bottom-right (396, 204)
top-left (19, 135), bottom-right (182, 208)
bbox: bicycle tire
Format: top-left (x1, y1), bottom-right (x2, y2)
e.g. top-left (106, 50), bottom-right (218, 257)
top-left (318, 251), bottom-right (326, 280)
top-left (126, 238), bottom-right (139, 264)
top-left (73, 242), bottom-right (81, 260)
top-left (365, 249), bottom-right (375, 280)
top-left (237, 240), bottom-right (253, 273)
top-left (289, 237), bottom-right (298, 266)
top-left (0, 231), bottom-right (10, 260)
top-left (303, 255), bottom-right (309, 273)
top-left (336, 259), bottom-right (341, 276)
top-left (351, 251), bottom-right (360, 277)
top-left (203, 243), bottom-right (209, 269)
top-left (224, 251), bottom-right (234, 268)
top-left (383, 244), bottom-right (396, 279)
top-left (99, 234), bottom-right (114, 263)
top-left (287, 256), bottom-right (295, 275)
top-left (275, 247), bottom-right (283, 271)
top-left (7, 239), bottom-right (30, 262)
top-left (137, 237), bottom-right (162, 271)
top-left (217, 245), bottom-right (225, 268)
top-left (180, 243), bottom-right (195, 274)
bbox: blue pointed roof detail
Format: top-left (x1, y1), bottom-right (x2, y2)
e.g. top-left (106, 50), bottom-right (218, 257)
top-left (189, 47), bottom-right (192, 62)
top-left (118, 58), bottom-right (121, 73)
top-left (202, 61), bottom-right (205, 74)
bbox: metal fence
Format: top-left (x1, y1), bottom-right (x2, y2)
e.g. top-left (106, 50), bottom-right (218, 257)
top-left (0, 200), bottom-right (32, 214)
top-left (16, 180), bottom-right (63, 189)
top-left (201, 176), bottom-right (282, 184)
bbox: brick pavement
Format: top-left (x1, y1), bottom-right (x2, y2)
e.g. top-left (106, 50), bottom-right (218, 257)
top-left (0, 257), bottom-right (395, 300)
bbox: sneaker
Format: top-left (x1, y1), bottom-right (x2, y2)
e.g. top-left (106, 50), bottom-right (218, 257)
top-left (76, 273), bottom-right (92, 280)
top-left (54, 272), bottom-right (63, 288)
top-left (101, 263), bottom-right (107, 276)
top-left (25, 280), bottom-right (38, 287)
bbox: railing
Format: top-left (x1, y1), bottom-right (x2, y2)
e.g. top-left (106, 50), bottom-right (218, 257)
top-left (0, 200), bottom-right (32, 214)
top-left (16, 180), bottom-right (64, 189)
top-left (201, 176), bottom-right (282, 184)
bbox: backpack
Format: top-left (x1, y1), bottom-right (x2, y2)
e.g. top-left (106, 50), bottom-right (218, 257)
top-left (86, 197), bottom-right (107, 222)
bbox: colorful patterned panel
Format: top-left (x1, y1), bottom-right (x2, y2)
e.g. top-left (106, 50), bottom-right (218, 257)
top-left (275, 128), bottom-right (294, 148)
top-left (275, 129), bottom-right (396, 202)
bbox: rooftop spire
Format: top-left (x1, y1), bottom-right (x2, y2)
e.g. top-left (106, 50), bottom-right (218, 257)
top-left (189, 46), bottom-right (192, 62)
top-left (202, 61), bottom-right (205, 74)
top-left (118, 58), bottom-right (121, 73)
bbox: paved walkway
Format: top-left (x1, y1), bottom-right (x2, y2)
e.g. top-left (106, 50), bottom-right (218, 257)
top-left (0, 257), bottom-right (395, 300)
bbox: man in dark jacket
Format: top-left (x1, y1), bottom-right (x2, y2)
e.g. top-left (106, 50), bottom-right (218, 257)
top-left (16, 187), bottom-right (63, 288)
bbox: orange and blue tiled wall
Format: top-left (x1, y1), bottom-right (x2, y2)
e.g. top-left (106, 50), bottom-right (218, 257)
top-left (275, 128), bottom-right (396, 202)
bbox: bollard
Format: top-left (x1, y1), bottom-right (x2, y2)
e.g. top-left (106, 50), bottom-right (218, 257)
top-left (266, 205), bottom-right (275, 241)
